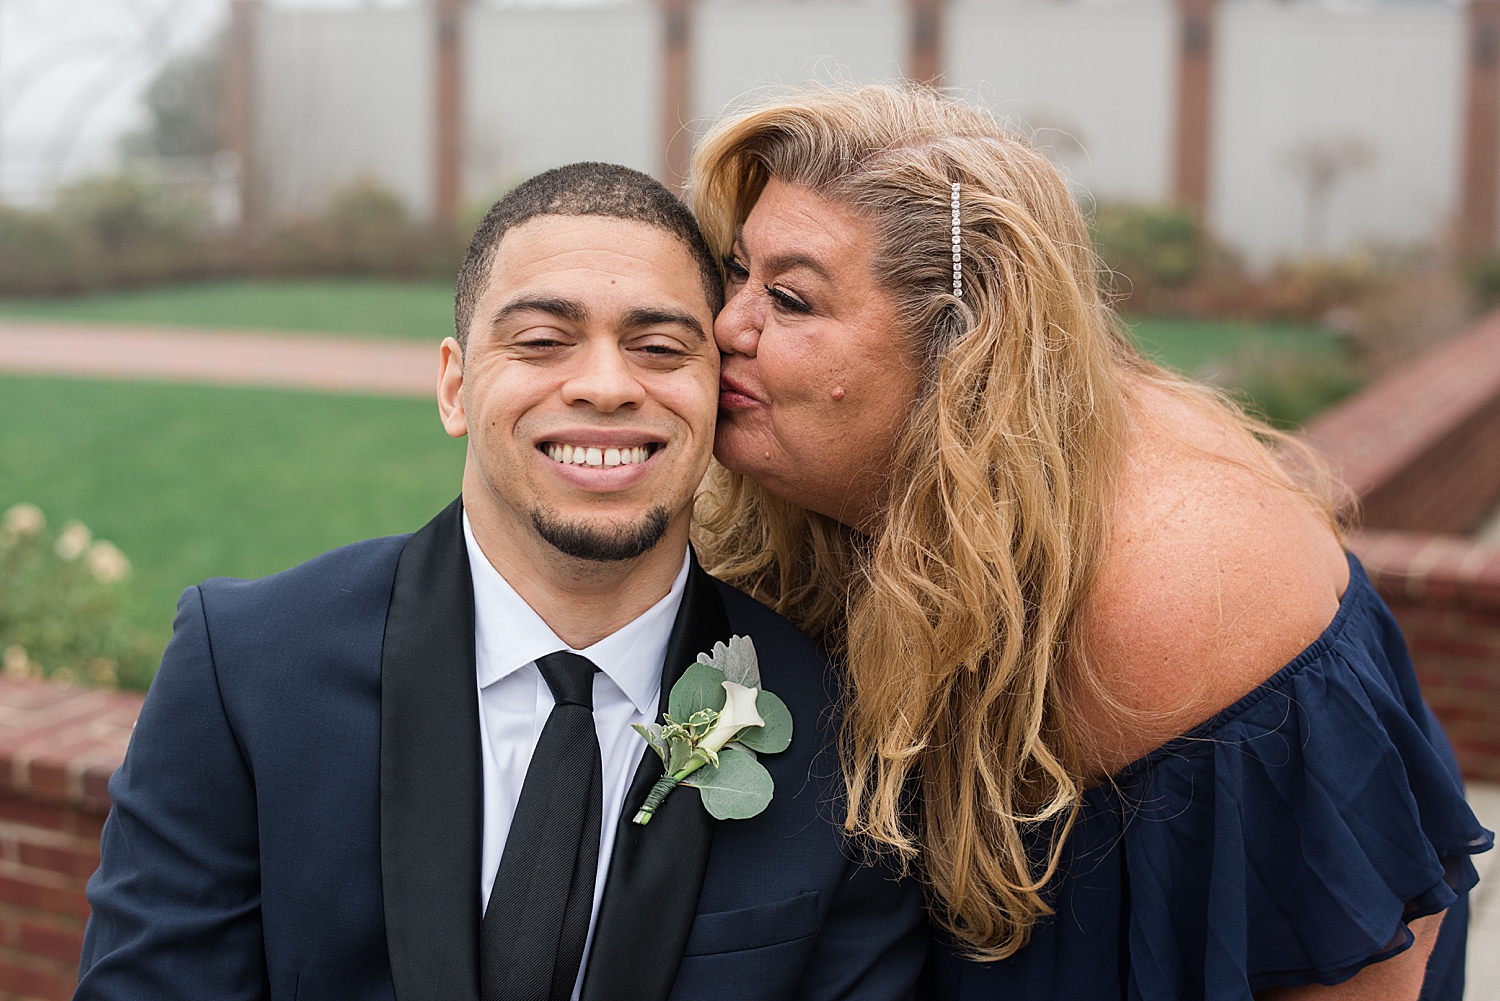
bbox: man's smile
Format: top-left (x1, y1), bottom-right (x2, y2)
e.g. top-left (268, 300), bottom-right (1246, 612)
top-left (540, 441), bottom-right (662, 468)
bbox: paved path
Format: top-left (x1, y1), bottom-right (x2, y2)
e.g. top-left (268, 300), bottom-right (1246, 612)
top-left (0, 319), bottom-right (438, 397)
top-left (1470, 783), bottom-right (1500, 998)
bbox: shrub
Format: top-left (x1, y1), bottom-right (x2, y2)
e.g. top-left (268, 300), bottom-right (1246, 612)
top-left (0, 504), bottom-right (156, 690)
top-left (260, 178), bottom-right (455, 277)
top-left (1463, 254), bottom-right (1500, 311)
top-left (1092, 203), bottom-right (1210, 303)
top-left (0, 173), bottom-right (218, 296)
top-left (0, 205), bottom-right (86, 295)
top-left (0, 173), bottom-right (466, 297)
top-left (1203, 341), bottom-right (1364, 429)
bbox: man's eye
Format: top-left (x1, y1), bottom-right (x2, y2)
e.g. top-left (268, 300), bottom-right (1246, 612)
top-left (723, 256), bottom-right (750, 281)
top-left (765, 284), bottom-right (811, 314)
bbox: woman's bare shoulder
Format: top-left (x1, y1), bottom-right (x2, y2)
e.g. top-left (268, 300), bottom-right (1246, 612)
top-left (1072, 386), bottom-right (1349, 775)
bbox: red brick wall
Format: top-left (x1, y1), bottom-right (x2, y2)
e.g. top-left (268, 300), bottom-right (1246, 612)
top-left (1303, 308), bottom-right (1500, 781)
top-left (1304, 311), bottom-right (1500, 536)
top-left (1353, 532), bottom-right (1500, 782)
top-left (0, 682), bottom-right (141, 1000)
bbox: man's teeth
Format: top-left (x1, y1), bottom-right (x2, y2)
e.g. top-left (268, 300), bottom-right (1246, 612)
top-left (545, 444), bottom-right (652, 468)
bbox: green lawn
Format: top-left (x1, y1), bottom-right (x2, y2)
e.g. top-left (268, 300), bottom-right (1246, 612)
top-left (0, 278), bottom-right (456, 341)
top-left (0, 286), bottom-right (1362, 688)
top-left (1126, 317), bottom-right (1360, 427)
top-left (0, 375), bottom-right (466, 667)
top-left (1125, 317), bottom-right (1333, 373)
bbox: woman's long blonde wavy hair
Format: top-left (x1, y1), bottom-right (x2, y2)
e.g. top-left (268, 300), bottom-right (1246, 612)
top-left (689, 84), bottom-right (1329, 960)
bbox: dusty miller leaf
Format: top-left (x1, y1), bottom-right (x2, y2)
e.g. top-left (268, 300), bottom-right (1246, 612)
top-left (705, 635), bottom-right (761, 690)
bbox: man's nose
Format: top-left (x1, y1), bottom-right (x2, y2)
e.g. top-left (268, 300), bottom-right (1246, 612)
top-left (714, 285), bottom-right (762, 358)
top-left (560, 343), bottom-right (646, 412)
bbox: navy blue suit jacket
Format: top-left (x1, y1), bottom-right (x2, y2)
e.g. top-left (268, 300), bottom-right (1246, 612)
top-left (76, 500), bottom-right (926, 1001)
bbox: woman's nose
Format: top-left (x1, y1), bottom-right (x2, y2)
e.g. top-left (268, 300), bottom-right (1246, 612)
top-left (714, 285), bottom-right (762, 357)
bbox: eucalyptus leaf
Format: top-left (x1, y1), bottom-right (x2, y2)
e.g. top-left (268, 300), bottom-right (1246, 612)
top-left (734, 690), bottom-right (793, 754)
top-left (681, 747), bottom-right (774, 820)
top-left (715, 635), bottom-right (761, 690)
top-left (669, 662), bottom-right (727, 721)
top-left (724, 741), bottom-right (757, 761)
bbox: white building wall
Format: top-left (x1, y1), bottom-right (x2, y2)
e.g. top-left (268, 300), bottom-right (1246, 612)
top-left (251, 0), bottom-right (1471, 262)
top-left (256, 8), bottom-right (433, 219)
top-left (465, 7), bottom-right (660, 201)
top-left (1212, 0), bottom-right (1465, 263)
top-left (694, 0), bottom-right (906, 123)
top-left (947, 0), bottom-right (1176, 206)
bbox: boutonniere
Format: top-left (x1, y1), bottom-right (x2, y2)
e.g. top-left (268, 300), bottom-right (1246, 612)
top-left (631, 635), bottom-right (792, 825)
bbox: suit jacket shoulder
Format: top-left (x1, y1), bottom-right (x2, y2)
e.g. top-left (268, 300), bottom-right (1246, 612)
top-left (196, 534), bottom-right (409, 648)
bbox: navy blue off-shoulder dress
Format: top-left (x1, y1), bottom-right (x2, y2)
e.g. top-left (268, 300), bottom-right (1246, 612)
top-left (929, 554), bottom-right (1493, 1001)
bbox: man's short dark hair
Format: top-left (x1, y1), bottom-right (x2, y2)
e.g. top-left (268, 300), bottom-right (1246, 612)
top-left (454, 162), bottom-right (723, 346)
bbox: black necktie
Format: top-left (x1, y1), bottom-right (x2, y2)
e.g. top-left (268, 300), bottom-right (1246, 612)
top-left (480, 651), bottom-right (604, 1001)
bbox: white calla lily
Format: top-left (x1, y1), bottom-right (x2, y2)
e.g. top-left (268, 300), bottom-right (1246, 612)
top-left (700, 681), bottom-right (764, 754)
top-left (631, 637), bottom-right (790, 826)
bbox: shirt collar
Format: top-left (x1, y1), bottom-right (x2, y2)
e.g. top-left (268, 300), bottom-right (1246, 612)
top-left (463, 512), bottom-right (688, 716)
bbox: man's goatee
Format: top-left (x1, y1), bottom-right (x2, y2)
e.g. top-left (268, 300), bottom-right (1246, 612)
top-left (532, 506), bottom-right (671, 562)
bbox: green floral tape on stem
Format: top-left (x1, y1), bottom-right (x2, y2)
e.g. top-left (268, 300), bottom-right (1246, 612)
top-left (632, 774), bottom-right (680, 825)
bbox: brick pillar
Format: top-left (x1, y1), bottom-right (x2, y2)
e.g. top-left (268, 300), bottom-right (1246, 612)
top-left (660, 0), bottom-right (694, 195)
top-left (222, 0), bottom-right (261, 233)
top-left (908, 0), bottom-right (945, 86)
top-left (1461, 0), bottom-right (1500, 255)
top-left (1172, 0), bottom-right (1216, 213)
top-left (433, 0), bottom-right (465, 225)
top-left (0, 680), bottom-right (142, 998)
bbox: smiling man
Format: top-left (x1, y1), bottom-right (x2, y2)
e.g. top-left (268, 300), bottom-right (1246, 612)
top-left (74, 164), bottom-right (925, 1001)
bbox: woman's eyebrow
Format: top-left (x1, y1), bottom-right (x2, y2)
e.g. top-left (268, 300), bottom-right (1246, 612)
top-left (763, 253), bottom-right (833, 282)
top-left (734, 230), bottom-right (833, 281)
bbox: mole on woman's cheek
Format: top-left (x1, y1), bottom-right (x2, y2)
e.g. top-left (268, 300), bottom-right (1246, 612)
top-left (831, 386), bottom-right (846, 400)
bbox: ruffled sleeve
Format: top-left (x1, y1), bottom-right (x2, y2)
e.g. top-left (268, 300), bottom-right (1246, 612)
top-left (931, 555), bottom-right (1493, 1001)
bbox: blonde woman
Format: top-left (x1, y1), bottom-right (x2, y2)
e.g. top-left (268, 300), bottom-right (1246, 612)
top-left (689, 85), bottom-right (1490, 1001)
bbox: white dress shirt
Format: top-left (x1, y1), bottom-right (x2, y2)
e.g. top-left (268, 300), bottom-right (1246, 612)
top-left (463, 513), bottom-right (688, 999)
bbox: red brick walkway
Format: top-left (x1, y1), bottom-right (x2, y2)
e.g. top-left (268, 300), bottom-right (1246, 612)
top-left (0, 320), bottom-right (437, 397)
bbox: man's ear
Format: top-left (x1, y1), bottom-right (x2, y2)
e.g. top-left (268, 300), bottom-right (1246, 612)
top-left (437, 337), bottom-right (468, 438)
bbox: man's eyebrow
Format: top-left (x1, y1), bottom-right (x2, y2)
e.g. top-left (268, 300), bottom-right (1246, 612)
top-left (621, 307), bottom-right (706, 342)
top-left (489, 296), bottom-right (588, 327)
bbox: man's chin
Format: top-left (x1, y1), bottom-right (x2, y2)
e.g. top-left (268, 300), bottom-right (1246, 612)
top-left (531, 507), bottom-right (671, 563)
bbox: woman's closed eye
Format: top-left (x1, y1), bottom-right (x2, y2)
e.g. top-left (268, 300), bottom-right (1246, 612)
top-left (765, 284), bottom-right (812, 315)
top-left (723, 256), bottom-right (750, 284)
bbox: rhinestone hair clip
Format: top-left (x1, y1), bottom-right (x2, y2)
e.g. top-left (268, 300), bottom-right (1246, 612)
top-left (950, 182), bottom-right (963, 299)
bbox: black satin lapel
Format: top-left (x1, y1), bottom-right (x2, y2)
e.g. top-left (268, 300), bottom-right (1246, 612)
top-left (579, 548), bottom-right (729, 1001)
top-left (381, 497), bottom-right (483, 1001)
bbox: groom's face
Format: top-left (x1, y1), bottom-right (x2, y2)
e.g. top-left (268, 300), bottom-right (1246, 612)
top-left (440, 214), bottom-right (719, 563)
